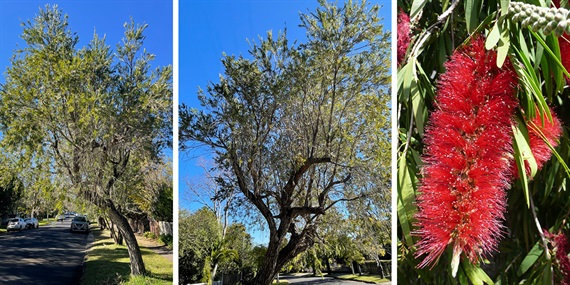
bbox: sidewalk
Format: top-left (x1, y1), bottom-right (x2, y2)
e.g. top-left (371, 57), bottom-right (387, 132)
top-left (135, 235), bottom-right (173, 262)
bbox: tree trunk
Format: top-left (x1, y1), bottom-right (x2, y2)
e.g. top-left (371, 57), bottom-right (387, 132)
top-left (251, 264), bottom-right (277, 285)
top-left (211, 263), bottom-right (219, 284)
top-left (99, 216), bottom-right (107, 230)
top-left (108, 219), bottom-right (123, 245)
top-left (251, 239), bottom-right (279, 285)
top-left (106, 201), bottom-right (146, 276)
top-left (326, 258), bottom-right (332, 274)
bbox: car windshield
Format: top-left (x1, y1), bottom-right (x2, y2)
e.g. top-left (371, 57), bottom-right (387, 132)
top-left (8, 218), bottom-right (18, 222)
top-left (24, 218), bottom-right (30, 221)
top-left (73, 217), bottom-right (86, 222)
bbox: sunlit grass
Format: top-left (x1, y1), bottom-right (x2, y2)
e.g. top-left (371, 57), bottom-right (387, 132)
top-left (336, 274), bottom-right (390, 284)
top-left (81, 229), bottom-right (172, 285)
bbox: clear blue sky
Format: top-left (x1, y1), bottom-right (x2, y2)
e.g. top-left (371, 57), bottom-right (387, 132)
top-left (0, 1), bottom-right (172, 84)
top-left (179, 0), bottom-right (391, 244)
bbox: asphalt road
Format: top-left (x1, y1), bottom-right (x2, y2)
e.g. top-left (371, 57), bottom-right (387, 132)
top-left (280, 275), bottom-right (391, 285)
top-left (0, 218), bottom-right (91, 284)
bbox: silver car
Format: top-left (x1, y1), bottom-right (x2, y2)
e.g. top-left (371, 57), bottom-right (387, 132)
top-left (7, 218), bottom-right (26, 232)
top-left (70, 216), bottom-right (89, 233)
top-left (24, 217), bottom-right (39, 229)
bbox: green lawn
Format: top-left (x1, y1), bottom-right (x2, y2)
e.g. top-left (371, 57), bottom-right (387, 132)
top-left (336, 274), bottom-right (390, 284)
top-left (81, 229), bottom-right (172, 285)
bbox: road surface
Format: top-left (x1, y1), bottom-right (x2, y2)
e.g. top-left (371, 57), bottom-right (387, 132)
top-left (280, 274), bottom-right (391, 285)
top-left (0, 218), bottom-right (90, 284)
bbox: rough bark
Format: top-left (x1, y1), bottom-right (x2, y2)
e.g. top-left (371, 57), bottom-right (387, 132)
top-left (106, 200), bottom-right (146, 275)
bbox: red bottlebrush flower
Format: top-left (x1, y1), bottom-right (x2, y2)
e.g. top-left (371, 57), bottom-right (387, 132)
top-left (512, 108), bottom-right (563, 178)
top-left (544, 230), bottom-right (570, 285)
top-left (414, 36), bottom-right (519, 272)
top-left (397, 9), bottom-right (411, 66)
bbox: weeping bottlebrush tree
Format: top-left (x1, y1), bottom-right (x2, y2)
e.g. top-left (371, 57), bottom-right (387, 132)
top-left (397, 0), bottom-right (570, 283)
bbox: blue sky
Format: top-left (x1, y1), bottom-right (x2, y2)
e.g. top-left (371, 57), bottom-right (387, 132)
top-left (0, 1), bottom-right (172, 84)
top-left (179, 0), bottom-right (391, 244)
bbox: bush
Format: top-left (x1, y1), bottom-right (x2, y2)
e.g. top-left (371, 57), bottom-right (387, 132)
top-left (159, 234), bottom-right (173, 249)
top-left (143, 231), bottom-right (156, 239)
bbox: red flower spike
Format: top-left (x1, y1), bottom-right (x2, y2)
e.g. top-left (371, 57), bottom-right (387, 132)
top-left (397, 9), bottom-right (411, 66)
top-left (512, 108), bottom-right (563, 178)
top-left (544, 230), bottom-right (570, 285)
top-left (414, 36), bottom-right (519, 272)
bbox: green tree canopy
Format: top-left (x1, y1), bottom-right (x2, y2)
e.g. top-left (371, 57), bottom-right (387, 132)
top-left (0, 5), bottom-right (172, 275)
top-left (180, 0), bottom-right (390, 283)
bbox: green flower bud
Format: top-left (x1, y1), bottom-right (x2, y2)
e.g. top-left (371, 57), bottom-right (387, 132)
top-left (546, 20), bottom-right (558, 32)
top-left (531, 22), bottom-right (542, 32)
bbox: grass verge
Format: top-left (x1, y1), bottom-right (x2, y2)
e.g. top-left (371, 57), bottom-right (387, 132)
top-left (81, 229), bottom-right (172, 285)
top-left (336, 274), bottom-right (390, 284)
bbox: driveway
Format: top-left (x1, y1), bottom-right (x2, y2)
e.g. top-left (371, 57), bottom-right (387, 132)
top-left (0, 218), bottom-right (90, 284)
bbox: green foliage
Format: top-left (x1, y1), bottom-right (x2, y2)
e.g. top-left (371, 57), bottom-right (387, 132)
top-left (0, 5), bottom-right (172, 275)
top-left (179, 208), bottom-right (244, 283)
top-left (180, 0), bottom-right (390, 281)
top-left (159, 234), bottom-right (173, 249)
top-left (143, 231), bottom-right (157, 239)
top-left (0, 175), bottom-right (23, 217)
top-left (398, 0), bottom-right (570, 283)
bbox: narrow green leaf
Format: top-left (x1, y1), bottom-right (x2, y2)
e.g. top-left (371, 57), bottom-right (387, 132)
top-left (514, 116), bottom-right (538, 178)
top-left (411, 79), bottom-right (425, 135)
top-left (397, 154), bottom-right (417, 247)
top-left (486, 22), bottom-right (501, 50)
top-left (496, 29), bottom-right (510, 68)
top-left (465, 0), bottom-right (480, 33)
top-left (500, 0), bottom-right (510, 16)
top-left (531, 31), bottom-right (570, 79)
top-left (517, 241), bottom-right (543, 276)
top-left (542, 260), bottom-right (552, 284)
top-left (410, 0), bottom-right (428, 21)
top-left (462, 260), bottom-right (494, 285)
top-left (512, 125), bottom-right (531, 208)
top-left (398, 61), bottom-right (413, 102)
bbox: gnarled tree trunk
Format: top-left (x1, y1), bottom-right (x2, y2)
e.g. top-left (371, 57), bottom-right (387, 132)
top-left (105, 200), bottom-right (146, 275)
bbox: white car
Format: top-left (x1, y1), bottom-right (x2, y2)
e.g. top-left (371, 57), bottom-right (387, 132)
top-left (24, 217), bottom-right (39, 229)
top-left (70, 216), bottom-right (89, 233)
top-left (7, 218), bottom-right (26, 232)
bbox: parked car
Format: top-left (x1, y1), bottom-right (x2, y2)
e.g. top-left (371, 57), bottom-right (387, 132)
top-left (56, 215), bottom-right (65, 222)
top-left (70, 216), bottom-right (89, 233)
top-left (24, 217), bottom-right (39, 229)
top-left (7, 218), bottom-right (26, 232)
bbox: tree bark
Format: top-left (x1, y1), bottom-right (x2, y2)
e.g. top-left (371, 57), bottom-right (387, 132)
top-left (211, 263), bottom-right (219, 284)
top-left (250, 233), bottom-right (280, 285)
top-left (106, 200), bottom-right (146, 275)
top-left (108, 219), bottom-right (123, 245)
